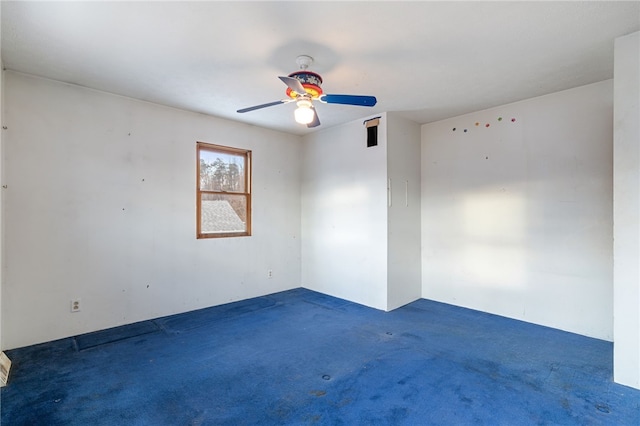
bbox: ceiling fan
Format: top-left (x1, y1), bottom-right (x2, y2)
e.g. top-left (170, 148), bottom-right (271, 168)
top-left (237, 55), bottom-right (377, 128)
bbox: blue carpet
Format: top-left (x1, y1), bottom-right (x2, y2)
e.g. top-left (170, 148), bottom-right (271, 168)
top-left (157, 295), bottom-right (277, 334)
top-left (74, 320), bottom-right (160, 350)
top-left (1, 288), bottom-right (639, 425)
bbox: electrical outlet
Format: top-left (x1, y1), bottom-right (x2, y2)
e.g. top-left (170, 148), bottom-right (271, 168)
top-left (267, 269), bottom-right (273, 279)
top-left (70, 298), bottom-right (81, 313)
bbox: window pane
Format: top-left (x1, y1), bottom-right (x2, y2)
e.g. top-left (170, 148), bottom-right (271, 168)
top-left (199, 150), bottom-right (245, 192)
top-left (200, 193), bottom-right (247, 234)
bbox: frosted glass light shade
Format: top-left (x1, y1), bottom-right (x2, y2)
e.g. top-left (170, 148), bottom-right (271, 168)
top-left (294, 100), bottom-right (314, 124)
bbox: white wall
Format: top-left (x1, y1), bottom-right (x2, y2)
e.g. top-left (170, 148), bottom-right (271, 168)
top-left (422, 81), bottom-right (614, 340)
top-left (387, 113), bottom-right (421, 310)
top-left (2, 72), bottom-right (301, 349)
top-left (301, 113), bottom-right (388, 310)
top-left (613, 31), bottom-right (640, 389)
top-left (0, 7), bottom-right (4, 351)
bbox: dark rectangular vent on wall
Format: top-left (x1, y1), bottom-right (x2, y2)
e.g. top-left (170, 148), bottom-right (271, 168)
top-left (364, 117), bottom-right (380, 147)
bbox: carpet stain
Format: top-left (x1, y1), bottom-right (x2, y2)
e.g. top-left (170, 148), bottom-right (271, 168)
top-left (400, 332), bottom-right (423, 341)
top-left (304, 414), bottom-right (322, 423)
top-left (460, 395), bottom-right (473, 404)
top-left (387, 407), bottom-right (409, 423)
top-left (336, 397), bottom-right (352, 407)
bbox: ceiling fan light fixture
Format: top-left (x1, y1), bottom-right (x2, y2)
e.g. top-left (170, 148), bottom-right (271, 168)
top-left (236, 55), bottom-right (376, 129)
top-left (294, 99), bottom-right (314, 125)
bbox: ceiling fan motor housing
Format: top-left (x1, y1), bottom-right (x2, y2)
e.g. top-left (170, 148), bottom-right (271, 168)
top-left (286, 71), bottom-right (324, 99)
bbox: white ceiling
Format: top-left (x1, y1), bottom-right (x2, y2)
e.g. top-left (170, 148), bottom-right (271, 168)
top-left (2, 1), bottom-right (639, 136)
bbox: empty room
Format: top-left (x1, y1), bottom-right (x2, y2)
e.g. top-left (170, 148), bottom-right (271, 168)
top-left (1, 2), bottom-right (639, 425)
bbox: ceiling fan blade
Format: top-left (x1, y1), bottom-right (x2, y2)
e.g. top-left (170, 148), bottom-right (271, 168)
top-left (237, 99), bottom-right (289, 113)
top-left (279, 76), bottom-right (307, 96)
top-left (307, 107), bottom-right (320, 128)
top-left (320, 94), bottom-right (377, 107)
